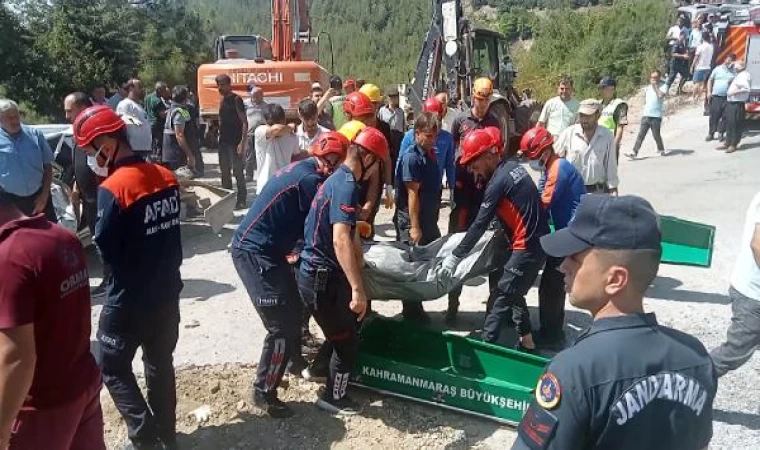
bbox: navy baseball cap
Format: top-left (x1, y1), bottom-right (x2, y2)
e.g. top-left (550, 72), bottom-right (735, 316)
top-left (599, 76), bottom-right (617, 88)
top-left (540, 195), bottom-right (661, 258)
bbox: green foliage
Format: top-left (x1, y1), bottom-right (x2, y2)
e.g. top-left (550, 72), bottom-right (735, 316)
top-left (182, 0), bottom-right (432, 88)
top-left (510, 0), bottom-right (672, 101)
top-left (0, 0), bottom-right (210, 121)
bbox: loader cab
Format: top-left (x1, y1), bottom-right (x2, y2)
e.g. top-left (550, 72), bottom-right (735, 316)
top-left (214, 35), bottom-right (274, 61)
top-left (470, 29), bottom-right (514, 92)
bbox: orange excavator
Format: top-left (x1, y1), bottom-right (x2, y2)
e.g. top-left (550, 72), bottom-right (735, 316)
top-left (196, 0), bottom-right (330, 146)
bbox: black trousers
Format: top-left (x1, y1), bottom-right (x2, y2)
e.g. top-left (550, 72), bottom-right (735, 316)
top-left (724, 101), bottom-right (745, 147)
top-left (298, 270), bottom-right (359, 400)
top-left (73, 148), bottom-right (98, 233)
top-left (631, 116), bottom-right (665, 155)
top-left (7, 188), bottom-right (57, 223)
top-left (708, 96), bottom-right (728, 136)
top-left (483, 249), bottom-right (545, 342)
top-left (231, 248), bottom-right (302, 396)
top-left (151, 125), bottom-right (164, 161)
top-left (666, 63), bottom-right (689, 94)
top-left (218, 142), bottom-right (247, 205)
top-left (538, 256), bottom-right (565, 337)
top-left (96, 301), bottom-right (180, 446)
top-left (394, 208), bottom-right (442, 314)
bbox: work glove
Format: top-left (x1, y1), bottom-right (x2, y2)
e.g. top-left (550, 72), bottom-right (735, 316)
top-left (436, 254), bottom-right (462, 281)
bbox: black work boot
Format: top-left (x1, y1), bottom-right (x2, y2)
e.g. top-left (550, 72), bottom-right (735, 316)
top-left (253, 391), bottom-right (294, 418)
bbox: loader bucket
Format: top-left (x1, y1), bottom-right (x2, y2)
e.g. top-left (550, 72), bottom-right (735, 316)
top-left (353, 317), bottom-right (548, 425)
top-left (659, 215), bottom-right (715, 268)
top-left (179, 180), bottom-right (236, 234)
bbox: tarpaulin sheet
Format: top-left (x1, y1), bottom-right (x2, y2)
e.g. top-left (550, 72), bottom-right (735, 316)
top-left (363, 231), bottom-right (504, 301)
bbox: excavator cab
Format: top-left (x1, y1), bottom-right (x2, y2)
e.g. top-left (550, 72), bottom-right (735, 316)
top-left (214, 35), bottom-right (274, 61)
top-left (471, 29), bottom-right (515, 93)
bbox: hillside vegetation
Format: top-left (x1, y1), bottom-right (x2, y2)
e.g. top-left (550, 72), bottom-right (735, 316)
top-left (1, 0), bottom-right (672, 121)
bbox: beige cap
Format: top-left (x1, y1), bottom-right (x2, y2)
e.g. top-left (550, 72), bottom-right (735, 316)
top-left (578, 99), bottom-right (602, 115)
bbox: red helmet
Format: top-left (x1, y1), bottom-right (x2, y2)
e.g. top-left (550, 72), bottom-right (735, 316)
top-left (520, 126), bottom-right (554, 160)
top-left (422, 97), bottom-right (444, 116)
top-left (460, 129), bottom-right (498, 165)
top-left (353, 127), bottom-right (389, 161)
top-left (343, 92), bottom-right (375, 117)
top-left (73, 105), bottom-right (126, 147)
top-left (311, 131), bottom-right (350, 159)
top-left (484, 127), bottom-right (503, 154)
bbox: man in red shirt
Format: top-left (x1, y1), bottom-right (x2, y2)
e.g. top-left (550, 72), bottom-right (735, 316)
top-left (0, 186), bottom-right (104, 449)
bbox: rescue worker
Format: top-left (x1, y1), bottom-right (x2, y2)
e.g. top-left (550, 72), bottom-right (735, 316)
top-left (512, 195), bottom-right (717, 450)
top-left (519, 127), bottom-right (585, 348)
top-left (451, 78), bottom-right (501, 147)
top-left (394, 112), bottom-right (442, 324)
top-left (73, 106), bottom-right (183, 450)
top-left (598, 76), bottom-right (628, 161)
top-left (298, 127), bottom-right (389, 414)
top-left (343, 92), bottom-right (394, 238)
top-left (398, 97), bottom-right (456, 190)
top-left (438, 129), bottom-right (548, 351)
top-left (359, 83), bottom-right (397, 179)
top-left (231, 132), bottom-right (349, 418)
top-left (446, 78), bottom-right (502, 324)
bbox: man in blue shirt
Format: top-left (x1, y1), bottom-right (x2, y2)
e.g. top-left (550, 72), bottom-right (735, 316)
top-left (0, 99), bottom-right (57, 222)
top-left (298, 127), bottom-right (388, 415)
top-left (230, 132), bottom-right (349, 418)
top-left (394, 112), bottom-right (442, 324)
top-left (706, 53), bottom-right (736, 142)
top-left (520, 126), bottom-right (585, 349)
top-left (397, 97), bottom-right (455, 189)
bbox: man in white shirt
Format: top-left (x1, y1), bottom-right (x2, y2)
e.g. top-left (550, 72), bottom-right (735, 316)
top-left (253, 104), bottom-right (301, 195)
top-left (555, 99), bottom-right (618, 195)
top-left (690, 30), bottom-right (714, 103)
top-left (711, 190), bottom-right (760, 377)
top-left (115, 79), bottom-right (152, 157)
top-left (537, 76), bottom-right (579, 139)
top-left (435, 91), bottom-right (456, 133)
top-left (666, 17), bottom-right (686, 45)
top-left (295, 98), bottom-right (328, 153)
top-left (721, 60), bottom-right (751, 153)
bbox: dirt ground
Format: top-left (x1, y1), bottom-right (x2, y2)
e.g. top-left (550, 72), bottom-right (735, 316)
top-left (101, 365), bottom-right (513, 449)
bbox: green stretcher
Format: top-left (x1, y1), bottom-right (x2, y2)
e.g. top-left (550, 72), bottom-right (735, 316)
top-left (659, 215), bottom-right (715, 268)
top-left (550, 215), bottom-right (715, 268)
top-left (352, 317), bottom-right (548, 425)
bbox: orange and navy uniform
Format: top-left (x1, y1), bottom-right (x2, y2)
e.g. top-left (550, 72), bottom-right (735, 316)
top-left (95, 156), bottom-right (183, 307)
top-left (538, 156), bottom-right (586, 230)
top-left (453, 160), bottom-right (548, 258)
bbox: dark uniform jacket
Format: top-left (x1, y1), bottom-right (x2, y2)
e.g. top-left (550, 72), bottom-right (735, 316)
top-left (231, 158), bottom-right (325, 259)
top-left (513, 313), bottom-right (717, 450)
top-left (95, 156), bottom-right (183, 308)
top-left (453, 160), bottom-right (548, 258)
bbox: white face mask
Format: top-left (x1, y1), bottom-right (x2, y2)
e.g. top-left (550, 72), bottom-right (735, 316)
top-left (87, 147), bottom-right (110, 177)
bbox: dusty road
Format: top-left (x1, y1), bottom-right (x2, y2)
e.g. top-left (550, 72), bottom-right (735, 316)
top-left (92, 101), bottom-right (760, 448)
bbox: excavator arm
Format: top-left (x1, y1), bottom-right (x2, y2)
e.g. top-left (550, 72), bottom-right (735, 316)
top-left (407, 0), bottom-right (468, 114)
top-left (272, 0), bottom-right (313, 62)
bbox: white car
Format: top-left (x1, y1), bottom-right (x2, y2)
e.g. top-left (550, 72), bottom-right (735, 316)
top-left (29, 124), bottom-right (91, 246)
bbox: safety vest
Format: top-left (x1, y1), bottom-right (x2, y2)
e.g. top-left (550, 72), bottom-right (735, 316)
top-left (599, 98), bottom-right (624, 131)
